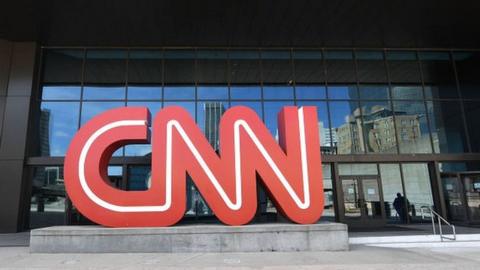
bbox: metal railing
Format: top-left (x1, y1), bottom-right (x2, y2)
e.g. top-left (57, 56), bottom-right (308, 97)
top-left (420, 206), bottom-right (456, 242)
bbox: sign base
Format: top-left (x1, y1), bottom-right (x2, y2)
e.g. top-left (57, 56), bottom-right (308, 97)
top-left (30, 222), bottom-right (349, 253)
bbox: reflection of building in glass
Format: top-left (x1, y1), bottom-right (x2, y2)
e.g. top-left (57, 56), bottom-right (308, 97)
top-left (204, 102), bottom-right (226, 150)
top-left (336, 108), bottom-right (364, 154)
top-left (336, 105), bottom-right (429, 154)
top-left (318, 121), bottom-right (337, 154)
top-left (39, 109), bottom-right (51, 156)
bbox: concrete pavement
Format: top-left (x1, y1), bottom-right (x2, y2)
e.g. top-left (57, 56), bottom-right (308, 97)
top-left (0, 245), bottom-right (479, 269)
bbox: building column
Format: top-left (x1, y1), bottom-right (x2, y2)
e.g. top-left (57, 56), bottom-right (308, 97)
top-left (0, 40), bottom-right (38, 233)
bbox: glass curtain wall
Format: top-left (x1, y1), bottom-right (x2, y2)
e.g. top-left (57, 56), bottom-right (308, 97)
top-left (31, 47), bottom-right (480, 227)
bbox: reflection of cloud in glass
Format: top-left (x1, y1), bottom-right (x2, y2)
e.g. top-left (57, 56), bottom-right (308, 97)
top-left (40, 102), bottom-right (80, 157)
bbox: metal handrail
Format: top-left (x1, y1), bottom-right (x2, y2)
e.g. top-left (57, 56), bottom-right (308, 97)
top-left (420, 206), bottom-right (456, 242)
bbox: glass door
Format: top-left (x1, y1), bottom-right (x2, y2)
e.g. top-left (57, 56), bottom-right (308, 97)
top-left (340, 176), bottom-right (385, 225)
top-left (462, 174), bottom-right (480, 222)
top-left (442, 172), bottom-right (480, 224)
top-left (442, 173), bottom-right (468, 222)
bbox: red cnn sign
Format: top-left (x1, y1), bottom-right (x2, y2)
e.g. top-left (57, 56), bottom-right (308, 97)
top-left (64, 106), bottom-right (324, 227)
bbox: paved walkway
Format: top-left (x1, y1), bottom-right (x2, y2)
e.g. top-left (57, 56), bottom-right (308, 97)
top-left (2, 225), bottom-right (480, 269)
top-left (0, 245), bottom-right (479, 269)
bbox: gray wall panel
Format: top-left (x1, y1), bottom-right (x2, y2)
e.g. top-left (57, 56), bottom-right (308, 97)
top-left (0, 40), bottom-right (12, 97)
top-left (0, 96), bottom-right (31, 159)
top-left (0, 40), bottom-right (37, 233)
top-left (0, 160), bottom-right (25, 233)
top-left (5, 43), bottom-right (35, 97)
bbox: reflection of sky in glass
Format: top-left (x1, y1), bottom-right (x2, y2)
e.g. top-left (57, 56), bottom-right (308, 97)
top-left (163, 86), bottom-right (195, 100)
top-left (41, 102), bottom-right (79, 156)
top-left (81, 102), bottom-right (124, 125)
top-left (263, 86), bottom-right (294, 99)
top-left (108, 166), bottom-right (122, 176)
top-left (264, 101), bottom-right (294, 136)
top-left (230, 101), bottom-right (262, 119)
top-left (125, 102), bottom-right (161, 157)
top-left (295, 85), bottom-right (326, 99)
top-left (297, 101), bottom-right (329, 146)
top-left (163, 102), bottom-right (195, 119)
top-left (127, 101), bottom-right (162, 116)
top-left (83, 86), bottom-right (125, 100)
top-left (127, 86), bottom-right (162, 100)
top-left (81, 102), bottom-right (125, 156)
top-left (42, 86), bottom-right (81, 100)
top-left (358, 85), bottom-right (390, 100)
top-left (125, 144), bottom-right (152, 156)
top-left (329, 101), bottom-right (358, 127)
top-left (328, 85), bottom-right (358, 99)
top-left (230, 86), bottom-right (261, 100)
top-left (197, 86), bottom-right (228, 100)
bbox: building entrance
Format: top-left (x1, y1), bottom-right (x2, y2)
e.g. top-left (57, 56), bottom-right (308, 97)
top-left (442, 172), bottom-right (480, 224)
top-left (339, 175), bottom-right (386, 227)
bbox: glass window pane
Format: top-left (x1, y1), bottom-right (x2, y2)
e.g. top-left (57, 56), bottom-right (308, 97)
top-left (328, 85), bottom-right (358, 100)
top-left (127, 86), bottom-right (162, 100)
top-left (80, 102), bottom-right (125, 125)
top-left (391, 85), bottom-right (423, 100)
top-left (464, 101), bottom-right (480, 153)
top-left (356, 50), bottom-right (387, 83)
top-left (296, 101), bottom-right (331, 149)
top-left (124, 98), bottom-right (158, 159)
top-left (295, 85), bottom-right (326, 100)
top-left (329, 100), bottom-right (364, 154)
top-left (293, 50), bottom-right (325, 83)
top-left (83, 86), bottom-right (125, 100)
top-left (128, 166), bottom-right (151, 191)
top-left (427, 101), bottom-right (468, 153)
top-left (360, 100), bottom-right (397, 154)
top-left (196, 50), bottom-right (228, 84)
top-left (322, 164), bottom-right (335, 221)
top-left (402, 163), bottom-right (434, 221)
top-left (42, 86), bottom-right (81, 100)
top-left (338, 163), bottom-right (378, 175)
top-left (107, 166), bottom-right (124, 189)
top-left (197, 86), bottom-right (228, 100)
top-left (230, 86), bottom-right (261, 100)
top-left (380, 164), bottom-right (405, 223)
top-left (163, 101), bottom-right (195, 119)
top-left (163, 86), bottom-right (195, 100)
top-left (30, 166), bottom-right (66, 229)
top-left (423, 85), bottom-right (459, 99)
top-left (229, 50), bottom-right (260, 84)
top-left (196, 101), bottom-right (228, 150)
top-left (127, 101), bottom-right (162, 116)
top-left (393, 101), bottom-right (433, 154)
top-left (125, 143), bottom-right (152, 157)
top-left (43, 50), bottom-right (84, 83)
top-left (419, 51), bottom-right (456, 84)
top-left (263, 85), bottom-right (294, 99)
top-left (264, 101), bottom-right (294, 138)
top-left (386, 51), bottom-right (421, 83)
top-left (261, 50), bottom-right (293, 84)
top-left (84, 50), bottom-right (127, 84)
top-left (164, 50), bottom-right (195, 84)
top-left (230, 101), bottom-right (262, 119)
top-left (324, 50), bottom-right (356, 83)
top-left (454, 52), bottom-right (480, 99)
top-left (128, 50), bottom-right (163, 83)
top-left (358, 85), bottom-right (390, 100)
top-left (39, 102), bottom-right (80, 156)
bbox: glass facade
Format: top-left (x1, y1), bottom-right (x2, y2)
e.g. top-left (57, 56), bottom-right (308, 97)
top-left (30, 48), bottom-right (480, 227)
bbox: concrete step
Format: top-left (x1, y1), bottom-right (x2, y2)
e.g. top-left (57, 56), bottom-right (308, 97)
top-left (350, 234), bottom-right (480, 248)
